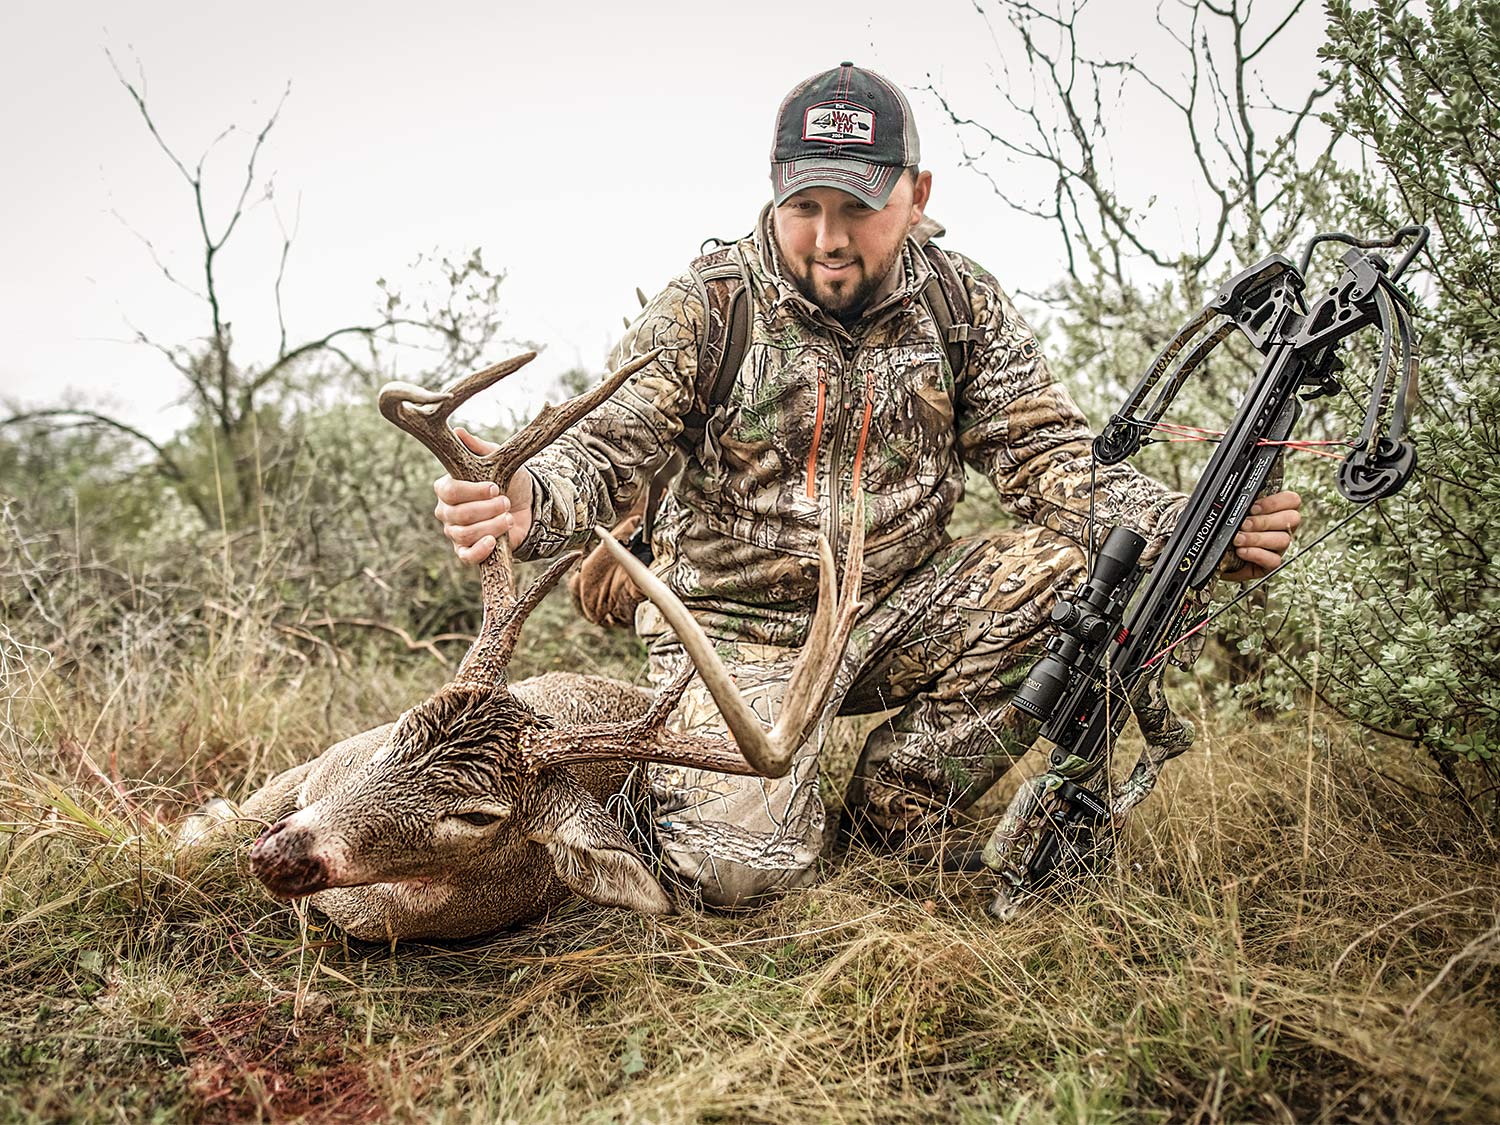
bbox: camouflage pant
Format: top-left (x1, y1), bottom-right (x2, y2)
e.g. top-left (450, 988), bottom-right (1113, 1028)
top-left (641, 525), bottom-right (1088, 909)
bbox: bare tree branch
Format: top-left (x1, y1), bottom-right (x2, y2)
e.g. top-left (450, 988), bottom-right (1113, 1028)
top-left (22, 56), bottom-right (508, 531)
top-left (937, 0), bottom-right (1331, 283)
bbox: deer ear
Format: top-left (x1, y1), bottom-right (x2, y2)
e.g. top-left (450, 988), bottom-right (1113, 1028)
top-left (526, 772), bottom-right (674, 916)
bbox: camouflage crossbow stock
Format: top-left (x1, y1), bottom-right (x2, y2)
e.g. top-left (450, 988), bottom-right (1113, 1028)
top-left (982, 224), bottom-right (1430, 920)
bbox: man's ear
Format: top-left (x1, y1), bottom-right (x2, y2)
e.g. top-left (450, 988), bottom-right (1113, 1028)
top-left (909, 169), bottom-right (933, 228)
top-left (526, 772), bottom-right (675, 915)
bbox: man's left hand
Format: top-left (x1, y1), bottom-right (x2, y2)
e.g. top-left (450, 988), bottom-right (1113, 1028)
top-left (1227, 489), bottom-right (1301, 582)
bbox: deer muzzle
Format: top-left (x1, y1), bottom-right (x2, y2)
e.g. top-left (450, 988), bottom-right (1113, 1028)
top-left (250, 818), bottom-right (339, 898)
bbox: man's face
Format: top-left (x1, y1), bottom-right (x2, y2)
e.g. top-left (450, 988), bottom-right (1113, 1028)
top-left (772, 170), bottom-right (933, 324)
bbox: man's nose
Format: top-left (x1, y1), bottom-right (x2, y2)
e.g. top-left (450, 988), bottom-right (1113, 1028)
top-left (815, 215), bottom-right (849, 255)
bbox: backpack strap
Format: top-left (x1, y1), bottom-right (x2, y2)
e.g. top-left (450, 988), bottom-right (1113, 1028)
top-left (640, 248), bottom-right (751, 542)
top-left (918, 241), bottom-right (980, 384)
top-left (714, 274), bottom-right (751, 414)
top-left (682, 246), bottom-right (751, 449)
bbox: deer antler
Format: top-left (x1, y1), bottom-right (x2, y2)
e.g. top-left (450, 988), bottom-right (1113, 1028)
top-left (522, 665), bottom-right (768, 777)
top-left (383, 346), bottom-right (866, 778)
top-left (379, 348), bottom-right (662, 685)
top-left (527, 493), bottom-right (867, 779)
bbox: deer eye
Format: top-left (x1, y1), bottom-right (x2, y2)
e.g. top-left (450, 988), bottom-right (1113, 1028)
top-left (451, 810), bottom-right (507, 828)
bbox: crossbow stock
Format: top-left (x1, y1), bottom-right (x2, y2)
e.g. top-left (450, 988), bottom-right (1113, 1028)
top-left (983, 224), bottom-right (1430, 919)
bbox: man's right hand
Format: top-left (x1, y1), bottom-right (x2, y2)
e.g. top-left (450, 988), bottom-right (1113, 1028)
top-left (432, 428), bottom-right (535, 565)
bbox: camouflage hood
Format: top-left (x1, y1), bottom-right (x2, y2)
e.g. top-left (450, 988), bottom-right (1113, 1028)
top-left (520, 206), bottom-right (1183, 646)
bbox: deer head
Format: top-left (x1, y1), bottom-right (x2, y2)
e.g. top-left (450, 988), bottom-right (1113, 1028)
top-left (247, 350), bottom-right (864, 933)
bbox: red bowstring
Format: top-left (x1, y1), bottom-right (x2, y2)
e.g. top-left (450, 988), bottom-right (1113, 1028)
top-left (1146, 420), bottom-right (1352, 460)
top-left (1142, 614), bottom-right (1210, 670)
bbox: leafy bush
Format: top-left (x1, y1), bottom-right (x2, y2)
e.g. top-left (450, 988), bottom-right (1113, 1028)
top-left (1282, 0), bottom-right (1500, 795)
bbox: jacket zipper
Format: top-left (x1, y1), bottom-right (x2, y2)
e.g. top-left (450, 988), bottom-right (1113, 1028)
top-left (823, 340), bottom-right (857, 571)
top-left (849, 368), bottom-right (877, 491)
top-left (804, 364), bottom-right (827, 500)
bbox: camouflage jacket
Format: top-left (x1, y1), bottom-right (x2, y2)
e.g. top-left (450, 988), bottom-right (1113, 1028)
top-left (518, 207), bottom-right (1184, 646)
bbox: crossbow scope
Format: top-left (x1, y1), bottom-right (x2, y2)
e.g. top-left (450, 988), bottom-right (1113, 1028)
top-left (1013, 526), bottom-right (1146, 723)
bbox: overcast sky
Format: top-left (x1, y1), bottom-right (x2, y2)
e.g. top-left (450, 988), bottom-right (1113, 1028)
top-left (1, 0), bottom-right (1323, 440)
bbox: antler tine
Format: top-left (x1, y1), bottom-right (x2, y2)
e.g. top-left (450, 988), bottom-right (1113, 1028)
top-left (379, 351), bottom-right (540, 482)
top-left (524, 661), bottom-right (765, 777)
top-left (494, 348), bottom-right (663, 478)
top-left (575, 495), bottom-right (866, 779)
top-left (525, 723), bottom-right (766, 777)
top-left (385, 349), bottom-right (660, 686)
top-left (489, 551), bottom-right (584, 669)
top-left (379, 348), bottom-right (661, 491)
top-left (643, 663), bottom-right (697, 727)
top-left (776, 490), bottom-right (865, 753)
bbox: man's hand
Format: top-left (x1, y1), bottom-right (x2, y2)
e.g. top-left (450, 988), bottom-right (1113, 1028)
top-left (432, 428), bottom-right (535, 565)
top-left (1227, 489), bottom-right (1301, 582)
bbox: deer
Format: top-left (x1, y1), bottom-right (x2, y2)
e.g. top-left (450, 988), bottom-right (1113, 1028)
top-left (187, 350), bottom-right (865, 942)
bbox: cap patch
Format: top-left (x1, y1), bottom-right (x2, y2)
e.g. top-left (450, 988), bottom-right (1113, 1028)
top-left (802, 101), bottom-right (875, 146)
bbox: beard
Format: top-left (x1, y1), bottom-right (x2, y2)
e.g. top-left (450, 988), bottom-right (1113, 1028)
top-left (786, 244), bottom-right (904, 327)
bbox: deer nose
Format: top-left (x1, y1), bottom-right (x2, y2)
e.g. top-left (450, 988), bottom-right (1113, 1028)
top-left (249, 820), bottom-right (330, 897)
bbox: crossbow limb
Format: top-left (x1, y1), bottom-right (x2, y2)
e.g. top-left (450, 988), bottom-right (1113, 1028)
top-left (984, 225), bottom-right (1430, 919)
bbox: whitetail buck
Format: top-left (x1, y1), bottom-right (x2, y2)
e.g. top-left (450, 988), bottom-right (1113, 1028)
top-left (192, 351), bottom-right (864, 941)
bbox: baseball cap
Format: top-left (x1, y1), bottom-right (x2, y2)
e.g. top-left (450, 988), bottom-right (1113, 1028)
top-left (770, 62), bottom-right (921, 211)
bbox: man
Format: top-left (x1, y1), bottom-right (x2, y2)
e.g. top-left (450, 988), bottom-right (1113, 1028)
top-left (433, 63), bottom-right (1301, 909)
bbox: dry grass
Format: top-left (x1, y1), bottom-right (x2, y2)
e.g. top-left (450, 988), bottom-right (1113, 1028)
top-left (2, 609), bottom-right (1498, 1124)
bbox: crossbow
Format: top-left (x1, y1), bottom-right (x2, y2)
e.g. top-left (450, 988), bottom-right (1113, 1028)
top-left (983, 224), bottom-right (1430, 919)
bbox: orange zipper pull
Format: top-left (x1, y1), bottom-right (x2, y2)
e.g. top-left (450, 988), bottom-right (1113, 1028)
top-left (850, 369), bottom-right (876, 490)
top-left (805, 364), bottom-right (827, 500)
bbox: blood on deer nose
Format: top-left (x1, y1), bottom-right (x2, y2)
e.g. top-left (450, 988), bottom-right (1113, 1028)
top-left (249, 821), bottom-right (331, 897)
